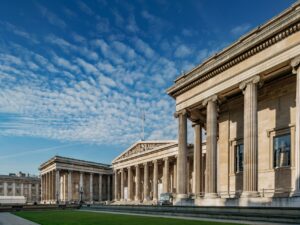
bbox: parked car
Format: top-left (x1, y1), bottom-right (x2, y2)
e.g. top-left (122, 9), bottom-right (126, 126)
top-left (158, 193), bottom-right (173, 206)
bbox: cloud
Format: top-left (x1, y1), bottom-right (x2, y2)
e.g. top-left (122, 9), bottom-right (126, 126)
top-left (230, 23), bottom-right (251, 36)
top-left (0, 22), bottom-right (39, 43)
top-left (174, 44), bottom-right (192, 58)
top-left (77, 1), bottom-right (94, 15)
top-left (37, 4), bottom-right (67, 28)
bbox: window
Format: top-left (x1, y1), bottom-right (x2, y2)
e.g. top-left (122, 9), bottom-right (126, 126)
top-left (273, 133), bottom-right (291, 168)
top-left (235, 144), bottom-right (244, 173)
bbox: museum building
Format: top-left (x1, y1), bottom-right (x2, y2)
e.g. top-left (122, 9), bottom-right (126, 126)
top-left (39, 156), bottom-right (113, 204)
top-left (0, 172), bottom-right (40, 204)
top-left (166, 1), bottom-right (300, 206)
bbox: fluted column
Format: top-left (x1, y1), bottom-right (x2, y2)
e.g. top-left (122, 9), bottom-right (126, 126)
top-left (240, 75), bottom-right (260, 197)
top-left (120, 168), bottom-right (124, 201)
top-left (203, 95), bottom-right (218, 198)
top-left (292, 57), bottom-right (300, 195)
top-left (153, 160), bottom-right (158, 201)
top-left (135, 165), bottom-right (140, 201)
top-left (68, 171), bottom-right (72, 201)
top-left (55, 170), bottom-right (60, 202)
top-left (114, 171), bottom-right (118, 201)
top-left (107, 175), bottom-right (111, 201)
top-left (163, 157), bottom-right (169, 193)
top-left (174, 110), bottom-right (188, 200)
top-left (193, 122), bottom-right (203, 197)
top-left (173, 158), bottom-right (177, 192)
top-left (89, 173), bottom-right (93, 202)
top-left (99, 174), bottom-right (103, 201)
top-left (35, 183), bottom-right (39, 202)
top-left (143, 162), bottom-right (149, 202)
top-left (127, 167), bottom-right (133, 201)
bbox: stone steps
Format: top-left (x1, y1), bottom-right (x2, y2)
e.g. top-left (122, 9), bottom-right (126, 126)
top-left (84, 205), bottom-right (300, 224)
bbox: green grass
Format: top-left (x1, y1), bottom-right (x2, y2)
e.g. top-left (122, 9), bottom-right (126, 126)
top-left (14, 210), bottom-right (243, 225)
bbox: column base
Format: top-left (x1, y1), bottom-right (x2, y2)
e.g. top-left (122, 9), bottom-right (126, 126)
top-left (241, 191), bottom-right (260, 198)
top-left (292, 190), bottom-right (300, 197)
top-left (204, 193), bottom-right (219, 199)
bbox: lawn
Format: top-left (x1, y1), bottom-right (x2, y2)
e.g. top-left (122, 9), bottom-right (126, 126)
top-left (14, 210), bottom-right (243, 225)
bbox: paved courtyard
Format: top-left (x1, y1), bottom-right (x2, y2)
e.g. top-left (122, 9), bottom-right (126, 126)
top-left (0, 213), bottom-right (39, 225)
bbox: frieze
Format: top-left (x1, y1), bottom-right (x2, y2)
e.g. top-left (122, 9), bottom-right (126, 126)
top-left (168, 5), bottom-right (300, 97)
top-left (118, 143), bottom-right (167, 160)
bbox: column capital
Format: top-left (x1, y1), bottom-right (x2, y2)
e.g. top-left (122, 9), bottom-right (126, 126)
top-left (163, 157), bottom-right (169, 162)
top-left (152, 159), bottom-right (158, 164)
top-left (192, 121), bottom-right (204, 127)
top-left (291, 56), bottom-right (300, 74)
top-left (202, 95), bottom-right (218, 106)
top-left (239, 75), bottom-right (261, 91)
top-left (135, 164), bottom-right (140, 169)
top-left (174, 109), bottom-right (190, 118)
top-left (143, 162), bottom-right (148, 166)
top-left (127, 166), bottom-right (131, 170)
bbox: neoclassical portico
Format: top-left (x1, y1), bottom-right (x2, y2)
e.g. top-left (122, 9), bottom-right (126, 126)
top-left (112, 141), bottom-right (206, 204)
top-left (167, 2), bottom-right (300, 206)
top-left (39, 156), bottom-right (113, 204)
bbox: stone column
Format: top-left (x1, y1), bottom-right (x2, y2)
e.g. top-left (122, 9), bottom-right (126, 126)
top-left (3, 182), bottom-right (7, 196)
top-left (21, 183), bottom-right (24, 197)
top-left (187, 157), bottom-right (190, 194)
top-left (135, 165), bottom-right (140, 201)
top-left (143, 162), bottom-right (149, 202)
top-left (28, 183), bottom-right (32, 202)
top-left (153, 160), bottom-right (158, 201)
top-left (127, 167), bottom-right (133, 201)
top-left (193, 122), bottom-right (203, 197)
top-left (67, 171), bottom-right (72, 202)
top-left (40, 176), bottom-right (43, 201)
top-left (12, 182), bottom-right (16, 196)
top-left (120, 168), bottom-right (124, 201)
top-left (203, 95), bottom-right (218, 198)
top-left (55, 170), bottom-right (60, 202)
top-left (36, 183), bottom-right (39, 202)
top-left (107, 175), bottom-right (111, 201)
top-left (89, 173), bottom-right (93, 202)
top-left (47, 173), bottom-right (49, 202)
top-left (173, 158), bottom-right (177, 192)
top-left (79, 172), bottom-right (83, 201)
top-left (174, 110), bottom-right (188, 200)
top-left (163, 157), bottom-right (169, 193)
top-left (292, 57), bottom-right (300, 195)
top-left (239, 75), bottom-right (260, 197)
top-left (47, 172), bottom-right (50, 202)
top-left (114, 171), bottom-right (118, 201)
top-left (99, 174), bottom-right (103, 201)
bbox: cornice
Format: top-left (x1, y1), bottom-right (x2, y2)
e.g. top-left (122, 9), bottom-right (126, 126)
top-left (167, 2), bottom-right (300, 98)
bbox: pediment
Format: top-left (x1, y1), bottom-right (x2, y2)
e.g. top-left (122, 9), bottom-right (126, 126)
top-left (113, 141), bottom-right (176, 162)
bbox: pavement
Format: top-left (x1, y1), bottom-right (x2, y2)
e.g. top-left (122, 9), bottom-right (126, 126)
top-left (0, 213), bottom-right (39, 225)
top-left (81, 209), bottom-right (292, 225)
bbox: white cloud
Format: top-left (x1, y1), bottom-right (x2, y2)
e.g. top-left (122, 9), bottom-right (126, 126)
top-left (174, 44), bottom-right (192, 58)
top-left (37, 4), bottom-right (66, 28)
top-left (230, 23), bottom-right (251, 36)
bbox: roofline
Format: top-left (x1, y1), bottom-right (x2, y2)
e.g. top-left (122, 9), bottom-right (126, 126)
top-left (39, 155), bottom-right (111, 170)
top-left (112, 140), bottom-right (177, 163)
top-left (167, 0), bottom-right (300, 98)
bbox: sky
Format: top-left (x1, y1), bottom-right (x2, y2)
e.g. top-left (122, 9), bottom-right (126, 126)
top-left (0, 0), bottom-right (296, 175)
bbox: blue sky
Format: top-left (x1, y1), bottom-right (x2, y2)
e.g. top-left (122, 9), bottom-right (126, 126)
top-left (0, 0), bottom-right (295, 175)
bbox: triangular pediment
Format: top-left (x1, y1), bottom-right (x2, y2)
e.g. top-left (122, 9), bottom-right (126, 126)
top-left (113, 140), bottom-right (176, 162)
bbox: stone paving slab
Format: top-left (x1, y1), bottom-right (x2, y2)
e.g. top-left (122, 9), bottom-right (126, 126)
top-left (0, 212), bottom-right (39, 225)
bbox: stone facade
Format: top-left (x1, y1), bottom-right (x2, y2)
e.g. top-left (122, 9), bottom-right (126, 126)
top-left (112, 140), bottom-right (206, 204)
top-left (0, 172), bottom-right (40, 203)
top-left (166, 1), bottom-right (300, 206)
top-left (39, 156), bottom-right (112, 204)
